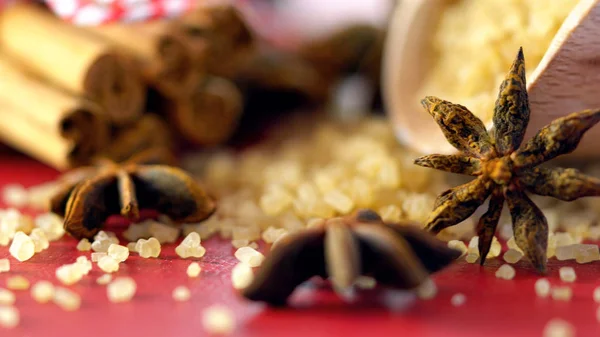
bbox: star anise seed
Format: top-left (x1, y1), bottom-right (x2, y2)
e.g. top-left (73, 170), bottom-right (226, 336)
top-left (241, 209), bottom-right (460, 306)
top-left (49, 148), bottom-right (215, 240)
top-left (415, 47), bottom-right (600, 273)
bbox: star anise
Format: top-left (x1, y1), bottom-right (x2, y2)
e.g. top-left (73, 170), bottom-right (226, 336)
top-left (241, 209), bottom-right (460, 306)
top-left (49, 148), bottom-right (216, 240)
top-left (414, 47), bottom-right (600, 273)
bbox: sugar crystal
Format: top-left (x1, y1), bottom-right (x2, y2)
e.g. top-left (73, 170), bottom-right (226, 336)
top-left (559, 267), bottom-right (576, 283)
top-left (108, 244), bottom-right (129, 262)
top-left (503, 249), bottom-right (523, 264)
top-left (451, 293), bottom-right (466, 307)
top-left (96, 274), bottom-right (113, 285)
top-left (107, 277), bottom-right (137, 303)
top-left (0, 289), bottom-right (15, 305)
top-left (187, 262), bottom-right (201, 278)
top-left (231, 262), bottom-right (254, 289)
top-left (535, 278), bottom-right (551, 298)
top-left (91, 252), bottom-right (107, 262)
top-left (0, 305), bottom-right (19, 328)
top-left (6, 276), bottom-right (29, 290)
top-left (447, 240), bottom-right (467, 257)
top-left (98, 256), bottom-right (119, 273)
top-left (172, 286), bottom-right (191, 301)
top-left (149, 221), bottom-right (180, 244)
top-left (543, 318), bottom-right (575, 337)
top-left (416, 278), bottom-right (437, 300)
top-left (31, 281), bottom-right (54, 303)
top-left (202, 305), bottom-right (235, 335)
top-left (0, 259), bottom-right (9, 272)
top-left (30, 228), bottom-right (49, 253)
top-left (495, 264), bottom-right (516, 280)
top-left (76, 239), bottom-right (91, 251)
top-left (551, 286), bottom-right (573, 301)
top-left (234, 247), bottom-right (265, 267)
top-left (9, 231), bottom-right (35, 261)
top-left (53, 287), bottom-right (81, 311)
top-left (34, 213), bottom-right (65, 241)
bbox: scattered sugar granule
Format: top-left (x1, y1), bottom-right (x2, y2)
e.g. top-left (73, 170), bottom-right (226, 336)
top-left (175, 232), bottom-right (205, 258)
top-left (506, 236), bottom-right (524, 253)
top-left (261, 227), bottom-right (288, 244)
top-left (187, 262), bottom-right (201, 278)
top-left (535, 278), bottom-right (551, 298)
top-left (34, 213), bottom-right (65, 241)
top-left (172, 286), bottom-right (191, 302)
top-left (354, 276), bottom-right (377, 290)
top-left (2, 183), bottom-right (29, 208)
top-left (108, 244), bottom-right (129, 262)
top-left (0, 306), bottom-right (19, 328)
top-left (76, 256), bottom-right (92, 274)
top-left (31, 281), bottom-right (55, 303)
top-left (416, 278), bottom-right (437, 300)
top-left (91, 252), bottom-right (107, 262)
top-left (0, 289), bottom-right (15, 305)
top-left (98, 256), bottom-right (120, 273)
top-left (450, 293), bottom-right (466, 307)
top-left (202, 305), bottom-right (235, 335)
top-left (29, 228), bottom-right (49, 253)
top-left (53, 287), bottom-right (81, 311)
top-left (467, 236), bottom-right (479, 253)
top-left (0, 259), bottom-right (9, 273)
top-left (136, 237), bottom-right (161, 258)
top-left (56, 263), bottom-right (86, 286)
top-left (127, 242), bottom-right (137, 252)
top-left (96, 274), bottom-right (113, 285)
top-left (231, 239), bottom-right (250, 249)
top-left (555, 245), bottom-right (577, 261)
top-left (231, 262), bottom-right (254, 290)
top-left (76, 239), bottom-right (91, 251)
top-left (91, 233), bottom-right (119, 253)
top-left (123, 221), bottom-right (151, 241)
top-left (554, 232), bottom-right (575, 247)
top-left (6, 276), bottom-right (29, 290)
top-left (559, 267), bottom-right (576, 283)
top-left (107, 277), bottom-right (137, 303)
top-left (9, 231), bottom-right (35, 262)
top-left (488, 236), bottom-right (502, 258)
top-left (593, 286), bottom-right (600, 303)
top-left (234, 247), bottom-right (265, 267)
top-left (495, 264), bottom-right (516, 280)
top-left (574, 244), bottom-right (600, 264)
top-left (465, 253), bottom-right (478, 264)
top-left (551, 286), bottom-right (573, 301)
top-left (543, 318), bottom-right (575, 337)
top-left (503, 249), bottom-right (523, 264)
top-left (447, 240), bottom-right (467, 257)
top-left (149, 221), bottom-right (180, 244)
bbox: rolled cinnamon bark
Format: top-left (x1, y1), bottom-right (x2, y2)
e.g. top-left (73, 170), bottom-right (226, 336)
top-left (168, 4), bottom-right (256, 78)
top-left (0, 3), bottom-right (145, 125)
top-left (0, 55), bottom-right (109, 170)
top-left (164, 76), bottom-right (243, 147)
top-left (86, 21), bottom-right (201, 98)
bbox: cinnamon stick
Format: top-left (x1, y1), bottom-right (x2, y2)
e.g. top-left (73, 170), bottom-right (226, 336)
top-left (0, 4), bottom-right (145, 125)
top-left (163, 76), bottom-right (243, 147)
top-left (0, 55), bottom-right (109, 170)
top-left (168, 4), bottom-right (256, 78)
top-left (86, 21), bottom-right (201, 98)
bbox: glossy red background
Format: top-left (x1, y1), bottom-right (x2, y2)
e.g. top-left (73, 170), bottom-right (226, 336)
top-left (0, 152), bottom-right (599, 337)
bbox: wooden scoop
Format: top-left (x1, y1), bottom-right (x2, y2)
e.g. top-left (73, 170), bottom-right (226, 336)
top-left (382, 0), bottom-right (600, 159)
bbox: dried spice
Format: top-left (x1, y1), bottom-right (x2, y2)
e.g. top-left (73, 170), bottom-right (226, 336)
top-left (241, 209), bottom-right (460, 306)
top-left (49, 148), bottom-right (216, 240)
top-left (415, 47), bottom-right (600, 273)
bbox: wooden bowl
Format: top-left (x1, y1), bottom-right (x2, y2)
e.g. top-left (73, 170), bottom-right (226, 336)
top-left (382, 0), bottom-right (600, 159)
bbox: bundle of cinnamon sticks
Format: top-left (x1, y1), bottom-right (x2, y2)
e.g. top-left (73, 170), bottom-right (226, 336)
top-left (0, 2), bottom-right (383, 171)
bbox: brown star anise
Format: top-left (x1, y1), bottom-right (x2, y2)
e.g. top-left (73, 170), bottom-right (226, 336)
top-left (414, 47), bottom-right (600, 273)
top-left (49, 148), bottom-right (216, 240)
top-left (241, 209), bottom-right (460, 306)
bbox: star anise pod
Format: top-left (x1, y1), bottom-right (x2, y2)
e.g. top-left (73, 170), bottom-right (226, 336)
top-left (241, 209), bottom-right (460, 306)
top-left (414, 47), bottom-right (600, 273)
top-left (49, 148), bottom-right (216, 240)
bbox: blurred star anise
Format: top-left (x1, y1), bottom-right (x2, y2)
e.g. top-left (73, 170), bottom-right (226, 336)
top-left (50, 148), bottom-right (216, 240)
top-left (415, 47), bottom-right (600, 273)
top-left (241, 209), bottom-right (460, 306)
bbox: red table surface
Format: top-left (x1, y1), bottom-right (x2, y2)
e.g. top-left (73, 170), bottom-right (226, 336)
top-left (0, 153), bottom-right (599, 337)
